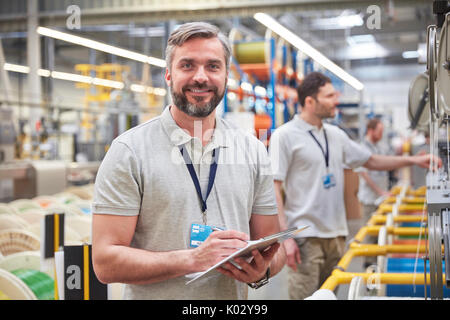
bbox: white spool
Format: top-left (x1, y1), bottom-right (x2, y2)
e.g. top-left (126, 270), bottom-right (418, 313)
top-left (0, 268), bottom-right (37, 300)
top-left (347, 276), bottom-right (365, 300)
top-left (66, 216), bottom-right (92, 243)
top-left (0, 229), bottom-right (41, 256)
top-left (0, 251), bottom-right (53, 279)
top-left (304, 289), bottom-right (337, 300)
top-left (377, 226), bottom-right (387, 272)
top-left (15, 210), bottom-right (46, 225)
top-left (0, 214), bottom-right (29, 231)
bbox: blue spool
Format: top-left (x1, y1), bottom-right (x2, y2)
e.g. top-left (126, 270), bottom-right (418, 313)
top-left (399, 222), bottom-right (422, 228)
top-left (386, 258), bottom-right (450, 297)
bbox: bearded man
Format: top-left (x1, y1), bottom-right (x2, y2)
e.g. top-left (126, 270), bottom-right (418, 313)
top-left (91, 22), bottom-right (285, 300)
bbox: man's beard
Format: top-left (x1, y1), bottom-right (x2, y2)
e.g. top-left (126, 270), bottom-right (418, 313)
top-left (315, 102), bottom-right (335, 119)
top-left (170, 82), bottom-right (225, 118)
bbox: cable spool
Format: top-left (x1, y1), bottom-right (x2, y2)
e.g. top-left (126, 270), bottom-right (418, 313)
top-left (0, 268), bottom-right (36, 299)
top-left (0, 229), bottom-right (40, 256)
top-left (66, 216), bottom-right (92, 243)
top-left (0, 213), bottom-right (29, 231)
top-left (408, 73), bottom-right (431, 132)
top-left (0, 251), bottom-right (53, 279)
top-left (15, 209), bottom-right (46, 225)
top-left (304, 289), bottom-right (337, 300)
top-left (32, 196), bottom-right (58, 209)
top-left (386, 214), bottom-right (394, 245)
top-left (0, 203), bottom-right (18, 215)
top-left (26, 222), bottom-right (83, 245)
top-left (46, 203), bottom-right (84, 217)
top-left (385, 258), bottom-right (450, 298)
top-left (9, 199), bottom-right (42, 213)
top-left (234, 41), bottom-right (268, 64)
top-left (64, 186), bottom-right (93, 200)
top-left (53, 192), bottom-right (82, 205)
top-left (73, 199), bottom-right (92, 215)
top-left (437, 15), bottom-right (450, 112)
top-left (348, 276), bottom-right (365, 300)
top-left (0, 251), bottom-right (41, 272)
top-left (377, 226), bottom-right (387, 272)
top-left (11, 269), bottom-right (54, 300)
top-left (229, 27), bottom-right (271, 66)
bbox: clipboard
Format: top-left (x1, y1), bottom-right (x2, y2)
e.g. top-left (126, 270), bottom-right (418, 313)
top-left (185, 225), bottom-right (309, 285)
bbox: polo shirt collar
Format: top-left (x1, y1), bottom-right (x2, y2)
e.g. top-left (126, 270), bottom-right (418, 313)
top-left (295, 114), bottom-right (323, 132)
top-left (161, 105), bottom-right (229, 149)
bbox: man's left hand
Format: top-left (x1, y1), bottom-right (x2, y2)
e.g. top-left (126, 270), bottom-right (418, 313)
top-left (216, 243), bottom-right (280, 283)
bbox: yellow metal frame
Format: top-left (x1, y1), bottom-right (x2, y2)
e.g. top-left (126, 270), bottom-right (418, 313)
top-left (377, 203), bottom-right (426, 214)
top-left (353, 225), bottom-right (425, 243)
top-left (319, 185), bottom-right (446, 295)
top-left (367, 214), bottom-right (426, 226)
top-left (321, 242), bottom-right (445, 291)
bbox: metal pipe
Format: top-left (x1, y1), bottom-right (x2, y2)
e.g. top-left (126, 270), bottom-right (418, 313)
top-left (383, 196), bottom-right (425, 204)
top-left (367, 214), bottom-right (427, 226)
top-left (378, 203), bottom-right (426, 214)
top-left (321, 269), bottom-right (445, 291)
top-left (322, 243), bottom-right (444, 291)
top-left (353, 226), bottom-right (425, 243)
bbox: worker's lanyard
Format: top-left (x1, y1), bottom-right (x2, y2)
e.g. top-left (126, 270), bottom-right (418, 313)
top-left (179, 145), bottom-right (220, 225)
top-left (308, 129), bottom-right (329, 169)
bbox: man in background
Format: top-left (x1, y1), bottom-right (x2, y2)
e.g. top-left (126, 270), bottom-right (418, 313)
top-left (357, 118), bottom-right (391, 224)
top-left (269, 72), bottom-right (440, 299)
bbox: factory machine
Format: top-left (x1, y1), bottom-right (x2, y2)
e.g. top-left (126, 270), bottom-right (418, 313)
top-left (422, 0), bottom-right (450, 300)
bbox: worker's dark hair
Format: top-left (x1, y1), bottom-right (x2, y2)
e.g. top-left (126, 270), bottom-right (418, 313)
top-left (297, 72), bottom-right (331, 107)
top-left (366, 118), bottom-right (382, 132)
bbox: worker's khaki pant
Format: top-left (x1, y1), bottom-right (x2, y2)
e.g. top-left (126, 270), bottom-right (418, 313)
top-left (287, 237), bottom-right (346, 300)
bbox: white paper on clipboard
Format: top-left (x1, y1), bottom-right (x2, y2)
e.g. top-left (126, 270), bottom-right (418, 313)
top-left (185, 225), bottom-right (309, 285)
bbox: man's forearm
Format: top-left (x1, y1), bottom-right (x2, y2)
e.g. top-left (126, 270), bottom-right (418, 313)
top-left (364, 154), bottom-right (414, 171)
top-left (274, 180), bottom-right (288, 230)
top-left (93, 244), bottom-right (197, 285)
top-left (269, 244), bottom-right (287, 277)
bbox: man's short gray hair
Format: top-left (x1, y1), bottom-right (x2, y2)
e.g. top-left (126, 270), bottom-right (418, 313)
top-left (165, 22), bottom-right (231, 72)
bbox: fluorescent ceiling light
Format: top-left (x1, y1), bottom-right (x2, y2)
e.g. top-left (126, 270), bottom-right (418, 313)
top-left (402, 50), bottom-right (420, 59)
top-left (3, 62), bottom-right (166, 96)
top-left (254, 13), bottom-right (364, 91)
top-left (312, 14), bottom-right (364, 30)
top-left (346, 34), bottom-right (376, 46)
top-left (51, 70), bottom-right (92, 83)
top-left (4, 63), bottom-right (30, 73)
top-left (339, 42), bottom-right (388, 60)
top-left (37, 69), bottom-right (51, 77)
top-left (36, 26), bottom-right (166, 68)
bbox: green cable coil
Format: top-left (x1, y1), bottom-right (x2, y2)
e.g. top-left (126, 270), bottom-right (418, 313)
top-left (11, 269), bottom-right (54, 300)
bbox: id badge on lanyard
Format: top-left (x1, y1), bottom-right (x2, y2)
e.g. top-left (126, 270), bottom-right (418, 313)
top-left (179, 145), bottom-right (222, 247)
top-left (322, 171), bottom-right (336, 189)
top-left (308, 129), bottom-right (336, 189)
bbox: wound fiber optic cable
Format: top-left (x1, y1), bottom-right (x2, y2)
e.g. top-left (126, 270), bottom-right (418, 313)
top-left (11, 269), bottom-right (54, 300)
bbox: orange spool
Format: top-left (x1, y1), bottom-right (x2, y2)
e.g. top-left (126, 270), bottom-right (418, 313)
top-left (254, 114), bottom-right (272, 146)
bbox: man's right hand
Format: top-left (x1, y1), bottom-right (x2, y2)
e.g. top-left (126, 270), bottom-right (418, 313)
top-left (191, 230), bottom-right (249, 271)
top-left (284, 238), bottom-right (301, 271)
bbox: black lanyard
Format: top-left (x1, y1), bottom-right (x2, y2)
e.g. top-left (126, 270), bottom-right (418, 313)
top-left (179, 145), bottom-right (220, 223)
top-left (308, 129), bottom-right (329, 168)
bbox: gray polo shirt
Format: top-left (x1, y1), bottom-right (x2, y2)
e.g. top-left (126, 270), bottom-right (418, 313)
top-left (92, 106), bottom-right (277, 300)
top-left (357, 138), bottom-right (389, 205)
top-left (269, 116), bottom-right (371, 238)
